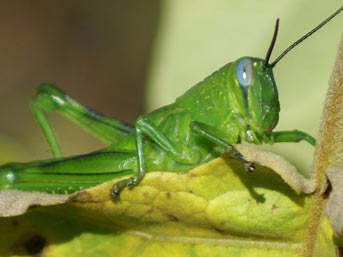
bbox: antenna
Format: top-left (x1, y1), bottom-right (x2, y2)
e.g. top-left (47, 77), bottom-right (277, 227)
top-left (263, 18), bottom-right (279, 69)
top-left (270, 6), bottom-right (343, 68)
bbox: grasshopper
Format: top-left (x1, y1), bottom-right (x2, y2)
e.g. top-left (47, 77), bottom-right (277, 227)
top-left (0, 6), bottom-right (342, 196)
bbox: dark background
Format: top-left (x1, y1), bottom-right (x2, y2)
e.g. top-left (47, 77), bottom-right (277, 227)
top-left (0, 1), bottom-right (160, 161)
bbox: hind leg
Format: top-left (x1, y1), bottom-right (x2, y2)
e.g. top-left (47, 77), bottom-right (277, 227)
top-left (31, 84), bottom-right (134, 158)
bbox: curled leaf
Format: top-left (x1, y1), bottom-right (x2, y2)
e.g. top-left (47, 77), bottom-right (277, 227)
top-left (326, 168), bottom-right (343, 238)
top-left (303, 38), bottom-right (343, 256)
top-left (312, 37), bottom-right (343, 188)
top-left (235, 145), bottom-right (315, 194)
top-left (0, 190), bottom-right (68, 217)
top-left (318, 38), bottom-right (343, 239)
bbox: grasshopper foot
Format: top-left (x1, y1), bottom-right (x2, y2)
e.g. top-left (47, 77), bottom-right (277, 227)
top-left (244, 161), bottom-right (255, 173)
top-left (233, 152), bottom-right (255, 173)
top-left (110, 173), bottom-right (144, 197)
top-left (110, 178), bottom-right (130, 197)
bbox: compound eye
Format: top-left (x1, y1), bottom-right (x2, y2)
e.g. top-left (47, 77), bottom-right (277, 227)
top-left (235, 58), bottom-right (253, 87)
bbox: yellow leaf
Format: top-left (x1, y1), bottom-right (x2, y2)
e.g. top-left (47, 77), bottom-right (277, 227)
top-left (0, 145), bottom-right (337, 257)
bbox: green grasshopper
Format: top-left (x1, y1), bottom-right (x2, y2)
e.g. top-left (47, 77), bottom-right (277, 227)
top-left (0, 7), bottom-right (342, 196)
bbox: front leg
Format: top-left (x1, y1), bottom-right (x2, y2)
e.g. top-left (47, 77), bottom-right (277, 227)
top-left (271, 130), bottom-right (316, 146)
top-left (190, 121), bottom-right (255, 172)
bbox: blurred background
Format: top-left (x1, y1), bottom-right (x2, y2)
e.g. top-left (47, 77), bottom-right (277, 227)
top-left (0, 1), bottom-right (160, 162)
top-left (0, 0), bottom-right (342, 175)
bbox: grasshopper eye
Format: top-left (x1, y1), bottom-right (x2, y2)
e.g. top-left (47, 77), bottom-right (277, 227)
top-left (235, 58), bottom-right (253, 87)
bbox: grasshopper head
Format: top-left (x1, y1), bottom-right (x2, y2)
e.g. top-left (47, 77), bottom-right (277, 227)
top-left (231, 7), bottom-right (343, 135)
top-left (230, 57), bottom-right (280, 133)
